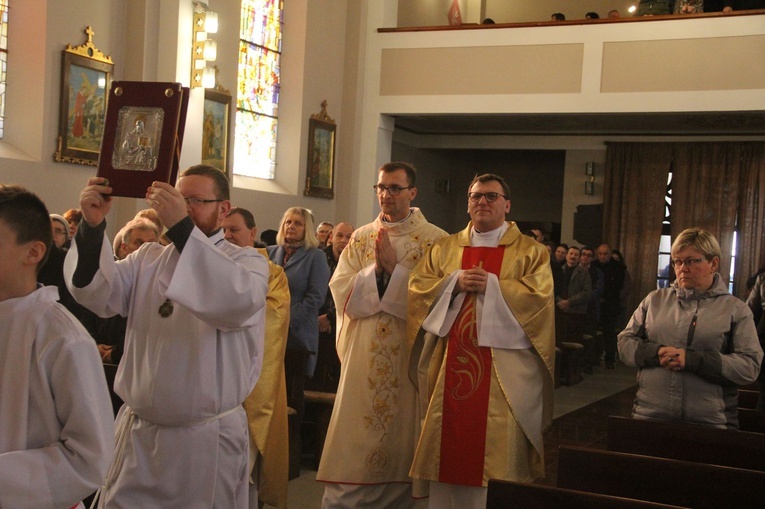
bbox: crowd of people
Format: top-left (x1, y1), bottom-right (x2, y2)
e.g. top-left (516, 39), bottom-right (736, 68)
top-left (546, 1), bottom-right (764, 22)
top-left (1, 159), bottom-right (763, 508)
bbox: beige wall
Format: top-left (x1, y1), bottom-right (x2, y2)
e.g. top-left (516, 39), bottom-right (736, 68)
top-left (2, 1), bottom-right (764, 245)
top-left (0, 0), bottom-right (358, 236)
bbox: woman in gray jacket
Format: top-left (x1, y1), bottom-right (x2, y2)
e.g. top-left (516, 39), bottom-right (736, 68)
top-left (618, 228), bottom-right (762, 429)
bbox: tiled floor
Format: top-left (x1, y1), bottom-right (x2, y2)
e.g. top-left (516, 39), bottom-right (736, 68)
top-left (275, 362), bottom-right (639, 508)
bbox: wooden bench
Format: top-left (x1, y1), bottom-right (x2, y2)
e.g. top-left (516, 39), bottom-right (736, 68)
top-left (738, 407), bottom-right (765, 433)
top-left (607, 415), bottom-right (765, 471)
top-left (558, 341), bottom-right (585, 386)
top-left (303, 390), bottom-right (336, 468)
top-left (557, 445), bottom-right (765, 508)
top-left (486, 479), bottom-right (686, 509)
top-left (738, 388), bottom-right (760, 410)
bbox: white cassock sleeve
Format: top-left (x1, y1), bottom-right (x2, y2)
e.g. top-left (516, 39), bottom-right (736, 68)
top-left (164, 229), bottom-right (268, 331)
top-left (344, 263), bottom-right (410, 321)
top-left (422, 271), bottom-right (531, 349)
top-left (64, 233), bottom-right (135, 318)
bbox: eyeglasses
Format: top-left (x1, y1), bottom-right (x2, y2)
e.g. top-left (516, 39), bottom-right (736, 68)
top-left (373, 184), bottom-right (413, 196)
top-left (671, 258), bottom-right (706, 268)
top-left (184, 197), bottom-right (223, 206)
top-left (468, 192), bottom-right (507, 203)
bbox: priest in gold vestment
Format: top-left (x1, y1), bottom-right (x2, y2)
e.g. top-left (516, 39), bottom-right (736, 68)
top-left (408, 174), bottom-right (555, 508)
top-left (243, 250), bottom-right (290, 509)
top-left (222, 206), bottom-right (291, 509)
top-left (317, 162), bottom-right (447, 508)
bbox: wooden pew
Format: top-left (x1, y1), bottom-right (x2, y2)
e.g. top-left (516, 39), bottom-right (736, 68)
top-left (303, 390), bottom-right (335, 468)
top-left (486, 480), bottom-right (686, 509)
top-left (607, 415), bottom-right (765, 471)
top-left (738, 388), bottom-right (759, 410)
top-left (557, 445), bottom-right (765, 508)
top-left (738, 407), bottom-right (765, 433)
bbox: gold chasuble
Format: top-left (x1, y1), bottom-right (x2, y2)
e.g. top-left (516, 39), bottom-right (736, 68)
top-left (242, 251), bottom-right (290, 509)
top-left (317, 208), bottom-right (448, 486)
top-left (408, 222), bottom-right (555, 488)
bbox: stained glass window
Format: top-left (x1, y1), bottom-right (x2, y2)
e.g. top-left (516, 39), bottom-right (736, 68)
top-left (0, 0), bottom-right (9, 139)
top-left (234, 0), bottom-right (283, 180)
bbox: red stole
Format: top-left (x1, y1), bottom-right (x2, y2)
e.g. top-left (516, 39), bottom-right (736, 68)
top-left (438, 246), bottom-right (505, 486)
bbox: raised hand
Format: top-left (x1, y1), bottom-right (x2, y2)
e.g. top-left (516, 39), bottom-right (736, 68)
top-left (145, 181), bottom-right (188, 230)
top-left (374, 228), bottom-right (397, 275)
top-left (79, 177), bottom-right (113, 227)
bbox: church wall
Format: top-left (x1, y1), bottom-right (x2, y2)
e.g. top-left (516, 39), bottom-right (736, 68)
top-left (0, 0), bottom-right (356, 237)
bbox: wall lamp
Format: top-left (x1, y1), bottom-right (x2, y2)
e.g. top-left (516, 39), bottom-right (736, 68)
top-left (192, 2), bottom-right (219, 88)
top-left (585, 162), bottom-right (595, 195)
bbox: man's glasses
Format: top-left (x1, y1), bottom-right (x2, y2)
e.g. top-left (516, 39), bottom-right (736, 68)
top-left (373, 184), bottom-right (413, 196)
top-left (468, 192), bottom-right (507, 203)
top-left (184, 197), bottom-right (223, 206)
top-left (671, 258), bottom-right (706, 268)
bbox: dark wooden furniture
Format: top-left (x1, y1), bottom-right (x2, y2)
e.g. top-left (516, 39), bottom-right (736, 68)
top-left (738, 407), bottom-right (765, 433)
top-left (557, 445), bottom-right (765, 508)
top-left (607, 415), bottom-right (765, 471)
top-left (487, 480), bottom-right (687, 509)
top-left (738, 388), bottom-right (759, 410)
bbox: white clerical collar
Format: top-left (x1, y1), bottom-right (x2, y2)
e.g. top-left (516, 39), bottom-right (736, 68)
top-left (470, 222), bottom-right (508, 247)
top-left (382, 209), bottom-right (413, 226)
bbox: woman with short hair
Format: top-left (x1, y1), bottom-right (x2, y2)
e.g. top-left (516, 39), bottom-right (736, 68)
top-left (618, 227), bottom-right (762, 429)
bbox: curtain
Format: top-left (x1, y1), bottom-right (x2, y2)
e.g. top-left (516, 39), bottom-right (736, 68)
top-left (735, 143), bottom-right (765, 299)
top-left (603, 143), bottom-right (672, 315)
top-left (671, 143), bottom-right (741, 284)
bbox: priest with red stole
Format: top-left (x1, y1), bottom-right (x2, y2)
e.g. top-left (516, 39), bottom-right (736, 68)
top-left (408, 173), bottom-right (556, 508)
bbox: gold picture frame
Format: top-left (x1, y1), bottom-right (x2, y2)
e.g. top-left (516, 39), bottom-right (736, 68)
top-left (202, 85), bottom-right (232, 175)
top-left (304, 101), bottom-right (336, 199)
top-left (54, 26), bottom-right (114, 166)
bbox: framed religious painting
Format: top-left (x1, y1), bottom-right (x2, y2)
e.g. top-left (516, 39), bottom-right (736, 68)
top-left (304, 101), bottom-right (336, 199)
top-left (202, 88), bottom-right (232, 175)
top-left (54, 26), bottom-right (114, 166)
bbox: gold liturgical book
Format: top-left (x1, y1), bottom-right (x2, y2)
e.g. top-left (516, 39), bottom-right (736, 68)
top-left (97, 81), bottom-right (189, 198)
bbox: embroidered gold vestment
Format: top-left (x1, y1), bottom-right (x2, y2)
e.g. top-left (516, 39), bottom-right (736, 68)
top-left (408, 222), bottom-right (555, 488)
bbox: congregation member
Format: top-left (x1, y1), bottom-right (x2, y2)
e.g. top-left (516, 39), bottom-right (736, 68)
top-left (746, 268), bottom-right (765, 409)
top-left (65, 166), bottom-right (269, 507)
top-left (92, 217), bottom-right (161, 365)
top-left (318, 162), bottom-right (447, 508)
top-left (223, 206), bottom-right (266, 248)
top-left (112, 217), bottom-right (159, 260)
top-left (0, 185), bottom-right (114, 508)
top-left (618, 228), bottom-right (762, 429)
top-left (594, 244), bottom-right (627, 370)
top-left (408, 173), bottom-right (555, 508)
top-left (268, 207), bottom-right (330, 462)
top-left (314, 222), bottom-right (354, 389)
top-left (723, 0), bottom-right (765, 11)
top-left (316, 221), bottom-right (334, 247)
top-left (555, 246), bottom-right (592, 345)
top-left (63, 207), bottom-right (82, 238)
top-left (50, 213), bottom-right (70, 250)
top-left (554, 243), bottom-right (568, 266)
top-left (579, 246), bottom-right (604, 335)
top-left (227, 206), bottom-right (291, 509)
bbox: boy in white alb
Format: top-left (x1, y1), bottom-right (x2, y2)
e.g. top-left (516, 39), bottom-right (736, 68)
top-left (0, 184), bottom-right (114, 508)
